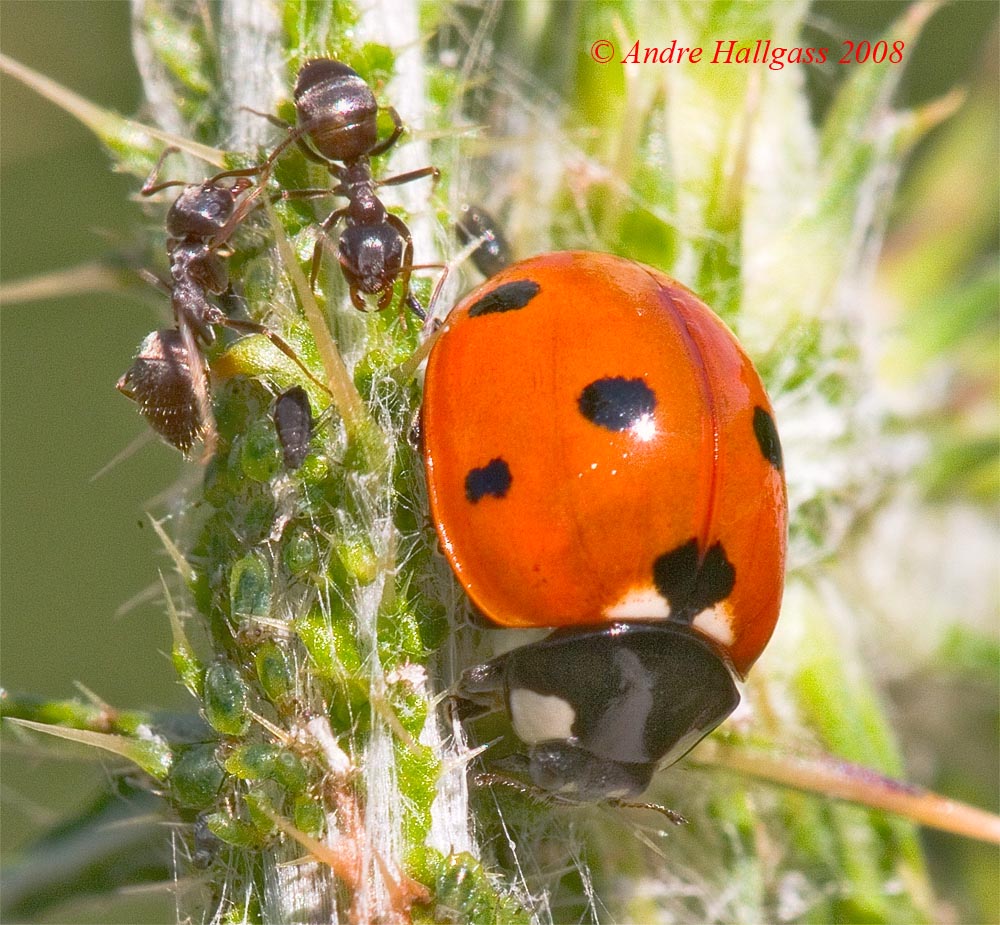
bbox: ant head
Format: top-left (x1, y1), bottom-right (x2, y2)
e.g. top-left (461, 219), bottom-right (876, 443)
top-left (338, 223), bottom-right (407, 300)
top-left (166, 183), bottom-right (239, 240)
top-left (294, 58), bottom-right (380, 163)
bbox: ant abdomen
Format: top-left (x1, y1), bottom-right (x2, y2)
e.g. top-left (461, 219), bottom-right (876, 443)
top-left (117, 329), bottom-right (202, 455)
top-left (294, 59), bottom-right (380, 162)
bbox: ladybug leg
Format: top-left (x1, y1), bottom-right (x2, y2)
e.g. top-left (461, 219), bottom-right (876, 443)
top-left (472, 768), bottom-right (687, 823)
top-left (454, 657), bottom-right (506, 703)
top-left (406, 406), bottom-right (422, 451)
top-left (470, 766), bottom-right (600, 810)
top-left (448, 657), bottom-right (507, 722)
top-left (471, 768), bottom-right (537, 796)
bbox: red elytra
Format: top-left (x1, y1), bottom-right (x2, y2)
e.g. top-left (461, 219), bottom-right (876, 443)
top-left (422, 252), bottom-right (786, 678)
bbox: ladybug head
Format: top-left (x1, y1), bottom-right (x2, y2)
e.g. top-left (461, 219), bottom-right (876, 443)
top-left (457, 622), bottom-right (740, 801)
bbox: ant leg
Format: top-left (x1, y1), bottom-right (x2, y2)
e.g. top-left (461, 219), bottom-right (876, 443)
top-left (205, 127), bottom-right (305, 186)
top-left (219, 318), bottom-right (332, 398)
top-left (208, 132), bottom-right (333, 251)
top-left (402, 261), bottom-right (448, 326)
top-left (206, 165), bottom-right (266, 183)
top-left (205, 120), bottom-right (316, 192)
top-left (235, 108), bottom-right (325, 173)
top-left (240, 106), bottom-right (292, 131)
top-left (382, 209), bottom-right (449, 323)
top-left (281, 189), bottom-right (336, 202)
top-left (139, 268), bottom-right (173, 297)
top-left (283, 161), bottom-right (345, 194)
top-left (310, 208), bottom-right (348, 292)
top-left (367, 106), bottom-right (404, 157)
top-left (209, 184), bottom-right (269, 251)
top-left (141, 146), bottom-right (188, 196)
top-left (238, 110), bottom-right (329, 166)
top-left (179, 317), bottom-right (218, 459)
top-left (208, 167), bottom-right (315, 252)
top-left (384, 213), bottom-right (420, 316)
top-left (388, 239), bottom-right (425, 324)
top-left (270, 114), bottom-right (346, 166)
top-left (377, 165), bottom-right (440, 189)
top-left (404, 291), bottom-right (426, 321)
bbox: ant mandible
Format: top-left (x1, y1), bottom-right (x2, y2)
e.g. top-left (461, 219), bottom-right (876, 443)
top-left (118, 147), bottom-right (326, 456)
top-left (252, 58), bottom-right (439, 316)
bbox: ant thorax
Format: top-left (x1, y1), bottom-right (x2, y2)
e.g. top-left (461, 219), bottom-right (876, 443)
top-left (166, 183), bottom-right (240, 239)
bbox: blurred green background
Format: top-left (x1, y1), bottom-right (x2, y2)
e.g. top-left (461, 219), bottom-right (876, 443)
top-left (2, 3), bottom-right (185, 922)
top-left (1, 2), bottom-right (996, 923)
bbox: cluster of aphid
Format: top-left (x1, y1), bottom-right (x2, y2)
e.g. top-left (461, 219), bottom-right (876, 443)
top-left (118, 58), bottom-right (438, 459)
top-left (117, 60), bottom-right (503, 911)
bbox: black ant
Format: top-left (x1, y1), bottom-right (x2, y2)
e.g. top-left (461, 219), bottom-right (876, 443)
top-left (249, 58), bottom-right (439, 316)
top-left (118, 148), bottom-right (327, 456)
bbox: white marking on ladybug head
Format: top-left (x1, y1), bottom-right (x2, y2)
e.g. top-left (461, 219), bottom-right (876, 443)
top-left (604, 587), bottom-right (671, 620)
top-left (509, 689), bottom-right (576, 745)
top-left (692, 602), bottom-right (735, 647)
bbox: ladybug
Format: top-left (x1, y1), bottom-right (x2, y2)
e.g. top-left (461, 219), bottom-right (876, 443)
top-left (422, 252), bottom-right (787, 800)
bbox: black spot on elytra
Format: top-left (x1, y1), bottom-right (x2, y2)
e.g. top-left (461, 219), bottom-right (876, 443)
top-left (652, 539), bottom-right (736, 620)
top-left (468, 280), bottom-right (540, 316)
top-left (753, 406), bottom-right (783, 470)
top-left (465, 458), bottom-right (512, 502)
top-left (578, 377), bottom-right (657, 432)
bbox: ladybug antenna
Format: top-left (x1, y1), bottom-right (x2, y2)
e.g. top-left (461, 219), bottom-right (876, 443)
top-left (607, 799), bottom-right (688, 827)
